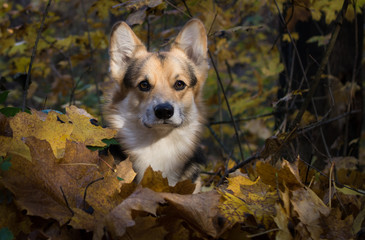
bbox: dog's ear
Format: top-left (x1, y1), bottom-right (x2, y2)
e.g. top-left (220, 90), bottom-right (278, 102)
top-left (172, 19), bottom-right (208, 68)
top-left (109, 22), bottom-right (146, 82)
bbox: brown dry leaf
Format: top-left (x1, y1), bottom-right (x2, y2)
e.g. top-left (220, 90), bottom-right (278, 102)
top-left (140, 166), bottom-right (196, 194)
top-left (0, 136), bottom-right (131, 228)
top-left (256, 159), bottom-right (304, 190)
top-left (69, 158), bottom-right (136, 237)
top-left (273, 203), bottom-right (292, 240)
top-left (161, 190), bottom-right (224, 238)
top-left (319, 207), bottom-right (354, 240)
top-left (1, 137), bottom-right (77, 225)
top-left (122, 215), bottom-right (168, 240)
top-left (291, 187), bottom-right (330, 239)
top-left (219, 175), bottom-right (277, 228)
top-left (58, 140), bottom-right (100, 181)
top-left (106, 187), bottom-right (166, 238)
top-left (66, 106), bottom-right (116, 147)
top-left (0, 191), bottom-right (32, 237)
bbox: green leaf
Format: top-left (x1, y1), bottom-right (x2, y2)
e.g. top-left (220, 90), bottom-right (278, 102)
top-left (0, 228), bottom-right (14, 240)
top-left (87, 138), bottom-right (120, 151)
top-left (1, 161), bottom-right (11, 171)
top-left (0, 107), bottom-right (30, 117)
top-left (101, 138), bottom-right (119, 145)
top-left (117, 176), bottom-right (124, 181)
top-left (0, 91), bottom-right (9, 104)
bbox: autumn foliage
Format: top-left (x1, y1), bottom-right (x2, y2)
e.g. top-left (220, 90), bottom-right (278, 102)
top-left (0, 106), bottom-right (364, 239)
top-left (1, 0), bottom-right (365, 239)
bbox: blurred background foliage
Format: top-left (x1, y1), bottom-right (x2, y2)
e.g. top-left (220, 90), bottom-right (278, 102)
top-left (0, 0), bottom-right (364, 180)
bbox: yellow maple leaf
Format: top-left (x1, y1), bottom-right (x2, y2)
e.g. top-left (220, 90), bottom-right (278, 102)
top-left (219, 175), bottom-right (277, 227)
top-left (9, 111), bottom-right (73, 159)
top-left (66, 106), bottom-right (116, 147)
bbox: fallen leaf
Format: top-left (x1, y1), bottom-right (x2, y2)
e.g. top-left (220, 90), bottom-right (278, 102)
top-left (320, 207), bottom-right (354, 240)
top-left (273, 204), bottom-right (292, 240)
top-left (9, 111), bottom-right (73, 159)
top-left (353, 206), bottom-right (365, 235)
top-left (161, 191), bottom-right (224, 238)
top-left (0, 191), bottom-right (32, 237)
top-left (256, 160), bottom-right (304, 190)
top-left (140, 166), bottom-right (196, 194)
top-left (66, 106), bottom-right (116, 147)
top-left (106, 187), bottom-right (166, 238)
top-left (291, 187), bottom-right (330, 239)
top-left (219, 175), bottom-right (277, 228)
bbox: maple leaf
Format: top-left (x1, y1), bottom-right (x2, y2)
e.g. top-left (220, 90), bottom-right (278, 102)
top-left (65, 106), bottom-right (116, 147)
top-left (105, 187), bottom-right (166, 238)
top-left (218, 175), bottom-right (277, 228)
top-left (1, 137), bottom-right (78, 225)
top-left (160, 190), bottom-right (224, 238)
top-left (256, 159), bottom-right (304, 190)
top-left (8, 111), bottom-right (73, 159)
top-left (140, 166), bottom-right (196, 194)
top-left (1, 136), bottom-right (134, 228)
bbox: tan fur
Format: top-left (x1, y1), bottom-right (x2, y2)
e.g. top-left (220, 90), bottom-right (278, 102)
top-left (104, 19), bottom-right (208, 186)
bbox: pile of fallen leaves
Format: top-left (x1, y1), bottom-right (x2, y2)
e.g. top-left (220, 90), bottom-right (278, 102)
top-left (0, 106), bottom-right (364, 239)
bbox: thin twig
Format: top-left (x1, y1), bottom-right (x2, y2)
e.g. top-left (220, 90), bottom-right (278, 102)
top-left (298, 110), bottom-right (360, 134)
top-left (206, 125), bottom-right (239, 163)
top-left (182, 0), bottom-right (192, 17)
top-left (290, 0), bottom-right (349, 129)
top-left (83, 177), bottom-right (104, 211)
top-left (207, 12), bottom-right (218, 36)
top-left (210, 111), bottom-right (280, 125)
top-left (299, 158), bottom-right (365, 195)
top-left (40, 36), bottom-right (77, 105)
top-left (81, 0), bottom-right (102, 109)
top-left (273, 0), bottom-right (310, 94)
top-left (208, 50), bottom-right (245, 162)
top-left (228, 153), bottom-right (260, 174)
top-left (165, 0), bottom-right (191, 18)
top-left (60, 186), bottom-right (74, 216)
top-left (147, 15), bottom-right (150, 51)
top-left (22, 0), bottom-right (52, 111)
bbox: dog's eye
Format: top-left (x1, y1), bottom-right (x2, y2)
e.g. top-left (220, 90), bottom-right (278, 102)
top-left (174, 80), bottom-right (186, 91)
top-left (138, 80), bottom-right (151, 92)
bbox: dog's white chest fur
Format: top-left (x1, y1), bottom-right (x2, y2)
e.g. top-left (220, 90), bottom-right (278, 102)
top-left (109, 100), bottom-right (201, 186)
top-left (130, 125), bottom-right (200, 185)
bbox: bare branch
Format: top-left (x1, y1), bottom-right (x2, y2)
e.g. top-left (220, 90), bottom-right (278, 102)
top-left (208, 50), bottom-right (245, 162)
top-left (290, 0), bottom-right (349, 129)
top-left (22, 0), bottom-right (52, 111)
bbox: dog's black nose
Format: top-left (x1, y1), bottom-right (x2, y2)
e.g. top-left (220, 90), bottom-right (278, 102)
top-left (154, 103), bottom-right (174, 119)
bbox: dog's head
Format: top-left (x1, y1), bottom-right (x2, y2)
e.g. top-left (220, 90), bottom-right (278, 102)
top-left (108, 19), bottom-right (208, 130)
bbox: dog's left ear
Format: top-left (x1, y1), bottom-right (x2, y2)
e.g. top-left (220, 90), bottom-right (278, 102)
top-left (172, 19), bottom-right (208, 68)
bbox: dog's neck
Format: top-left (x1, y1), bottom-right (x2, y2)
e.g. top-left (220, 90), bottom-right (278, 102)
top-left (118, 117), bottom-right (203, 185)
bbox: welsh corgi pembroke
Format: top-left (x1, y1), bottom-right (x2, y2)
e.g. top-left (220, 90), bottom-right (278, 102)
top-left (104, 19), bottom-right (208, 187)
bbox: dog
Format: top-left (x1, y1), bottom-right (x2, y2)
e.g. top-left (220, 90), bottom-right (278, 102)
top-left (104, 19), bottom-right (208, 188)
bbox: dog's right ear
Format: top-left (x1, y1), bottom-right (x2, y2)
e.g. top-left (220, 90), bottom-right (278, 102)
top-left (109, 22), bottom-right (146, 82)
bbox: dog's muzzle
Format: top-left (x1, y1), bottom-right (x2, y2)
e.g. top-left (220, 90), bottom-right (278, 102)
top-left (154, 103), bottom-right (174, 120)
